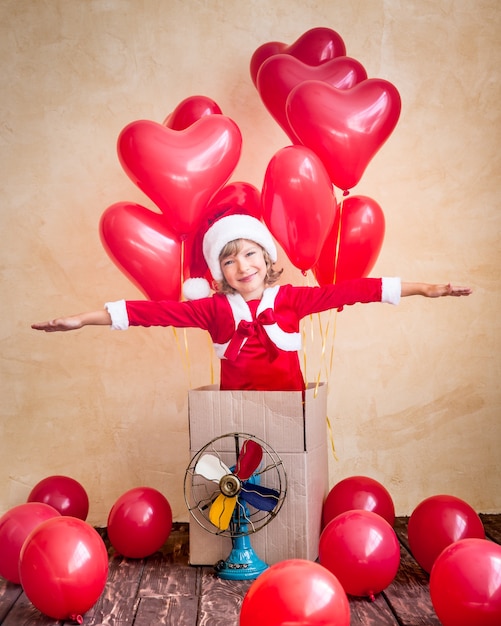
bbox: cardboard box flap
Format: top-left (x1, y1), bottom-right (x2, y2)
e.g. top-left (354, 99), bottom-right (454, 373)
top-left (188, 383), bottom-right (326, 454)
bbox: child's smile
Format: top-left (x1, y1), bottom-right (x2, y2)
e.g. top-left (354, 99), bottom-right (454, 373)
top-left (221, 240), bottom-right (268, 301)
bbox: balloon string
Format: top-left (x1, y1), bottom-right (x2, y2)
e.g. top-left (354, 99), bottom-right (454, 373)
top-left (321, 192), bottom-right (344, 460)
top-left (180, 239), bottom-right (185, 297)
top-left (207, 333), bottom-right (215, 385)
top-left (333, 196), bottom-right (344, 284)
top-left (320, 310), bottom-right (332, 383)
top-left (329, 312), bottom-right (338, 373)
top-left (306, 283), bottom-right (337, 444)
top-left (171, 240), bottom-right (194, 387)
top-left (171, 327), bottom-right (192, 387)
top-left (302, 323), bottom-right (307, 379)
top-left (182, 328), bottom-right (192, 387)
top-left (313, 309), bottom-right (328, 398)
top-left (301, 272), bottom-right (310, 379)
top-left (326, 414), bottom-right (338, 462)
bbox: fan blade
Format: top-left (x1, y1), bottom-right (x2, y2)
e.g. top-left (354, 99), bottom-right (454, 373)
top-left (240, 482), bottom-right (280, 512)
top-left (209, 493), bottom-right (237, 530)
top-left (194, 454), bottom-right (231, 482)
top-left (235, 439), bottom-right (263, 480)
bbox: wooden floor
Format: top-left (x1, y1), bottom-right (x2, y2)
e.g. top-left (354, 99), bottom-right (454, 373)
top-left (1, 514), bottom-right (499, 626)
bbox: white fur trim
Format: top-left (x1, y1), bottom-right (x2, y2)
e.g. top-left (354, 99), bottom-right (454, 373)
top-left (203, 214), bottom-right (277, 282)
top-left (213, 292), bottom-right (253, 358)
top-left (182, 277), bottom-right (211, 301)
top-left (105, 299), bottom-right (129, 330)
top-left (257, 286), bottom-right (301, 351)
top-left (381, 277), bottom-right (401, 305)
top-left (213, 287), bottom-right (301, 359)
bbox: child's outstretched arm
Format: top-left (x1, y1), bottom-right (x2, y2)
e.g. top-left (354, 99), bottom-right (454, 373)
top-left (401, 282), bottom-right (472, 298)
top-left (31, 310), bottom-right (112, 332)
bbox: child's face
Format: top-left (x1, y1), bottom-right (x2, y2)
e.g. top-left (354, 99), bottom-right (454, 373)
top-left (220, 239), bottom-right (268, 301)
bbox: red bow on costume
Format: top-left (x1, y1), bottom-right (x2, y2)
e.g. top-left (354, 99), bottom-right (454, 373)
top-left (224, 308), bottom-right (279, 361)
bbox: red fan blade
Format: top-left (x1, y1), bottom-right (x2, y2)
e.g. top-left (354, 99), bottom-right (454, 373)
top-left (235, 440), bottom-right (263, 480)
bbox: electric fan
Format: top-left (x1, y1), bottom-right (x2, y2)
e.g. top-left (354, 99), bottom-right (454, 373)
top-left (184, 432), bottom-right (287, 580)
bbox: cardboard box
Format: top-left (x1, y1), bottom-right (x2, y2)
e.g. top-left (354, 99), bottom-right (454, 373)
top-left (187, 383), bottom-right (328, 566)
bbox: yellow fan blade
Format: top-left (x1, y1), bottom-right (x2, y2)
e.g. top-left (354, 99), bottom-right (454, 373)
top-left (209, 494), bottom-right (237, 530)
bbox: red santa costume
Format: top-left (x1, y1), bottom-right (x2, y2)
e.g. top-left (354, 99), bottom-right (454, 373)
top-left (104, 211), bottom-right (401, 391)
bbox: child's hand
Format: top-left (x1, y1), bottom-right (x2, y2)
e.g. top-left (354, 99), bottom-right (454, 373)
top-left (401, 282), bottom-right (472, 298)
top-left (31, 317), bottom-right (82, 332)
top-left (427, 283), bottom-right (472, 298)
top-left (31, 309), bottom-right (111, 331)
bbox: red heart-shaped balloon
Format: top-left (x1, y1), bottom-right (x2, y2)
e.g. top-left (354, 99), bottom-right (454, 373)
top-left (117, 116), bottom-right (242, 237)
top-left (256, 54), bottom-right (367, 143)
top-left (312, 195), bottom-right (385, 285)
top-left (163, 95), bottom-right (222, 130)
top-left (100, 202), bottom-right (182, 301)
top-left (262, 145), bottom-right (336, 272)
top-left (287, 79), bottom-right (401, 192)
top-left (250, 27), bottom-right (346, 85)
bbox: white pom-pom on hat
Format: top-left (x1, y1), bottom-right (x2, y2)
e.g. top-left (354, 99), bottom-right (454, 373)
top-left (182, 277), bottom-right (211, 301)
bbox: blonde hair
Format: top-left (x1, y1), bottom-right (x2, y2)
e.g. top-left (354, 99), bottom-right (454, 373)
top-left (215, 239), bottom-right (283, 295)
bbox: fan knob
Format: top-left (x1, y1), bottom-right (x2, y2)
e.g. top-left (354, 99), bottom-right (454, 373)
top-left (219, 474), bottom-right (241, 497)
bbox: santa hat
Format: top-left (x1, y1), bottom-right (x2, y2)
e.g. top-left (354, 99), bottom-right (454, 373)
top-left (182, 207), bottom-right (277, 300)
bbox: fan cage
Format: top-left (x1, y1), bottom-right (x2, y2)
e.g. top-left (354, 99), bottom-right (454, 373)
top-left (184, 432), bottom-right (287, 538)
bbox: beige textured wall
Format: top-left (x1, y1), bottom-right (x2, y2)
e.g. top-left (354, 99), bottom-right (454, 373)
top-left (1, 0), bottom-right (499, 525)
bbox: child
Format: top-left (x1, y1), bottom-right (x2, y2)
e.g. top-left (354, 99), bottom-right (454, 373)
top-left (32, 210), bottom-right (471, 391)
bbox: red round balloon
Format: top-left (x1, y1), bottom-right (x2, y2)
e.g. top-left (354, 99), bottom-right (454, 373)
top-left (262, 145), bottom-right (336, 272)
top-left (19, 516), bottom-right (108, 622)
top-left (287, 79), bottom-right (401, 192)
top-left (240, 559), bottom-right (350, 626)
top-left (206, 181), bottom-right (262, 221)
top-left (319, 510), bottom-right (400, 599)
top-left (257, 54), bottom-right (367, 143)
top-left (117, 116), bottom-right (242, 238)
top-left (407, 494), bottom-right (485, 573)
top-left (164, 95), bottom-right (222, 130)
top-left (100, 201), bottom-right (182, 301)
top-left (430, 538), bottom-right (501, 626)
top-left (183, 182), bottom-right (263, 284)
top-left (0, 502), bottom-right (60, 584)
top-left (250, 27), bottom-right (346, 86)
top-left (107, 487), bottom-right (172, 558)
top-left (28, 475), bottom-right (89, 520)
top-left (322, 475), bottom-right (395, 529)
top-left (312, 195), bottom-right (385, 285)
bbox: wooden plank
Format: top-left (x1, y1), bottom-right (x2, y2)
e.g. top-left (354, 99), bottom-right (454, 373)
top-left (348, 595), bottom-right (399, 625)
top-left (0, 579), bottom-right (23, 622)
top-left (159, 523), bottom-right (191, 563)
top-left (480, 513), bottom-right (501, 544)
top-left (393, 516), bottom-right (411, 551)
top-left (82, 581), bottom-right (140, 625)
top-left (0, 591), bottom-right (62, 626)
top-left (138, 553), bottom-right (198, 597)
top-left (106, 553), bottom-right (146, 583)
top-left (83, 554), bottom-right (145, 625)
top-left (198, 568), bottom-right (251, 626)
top-left (134, 596), bottom-right (199, 626)
top-left (383, 544), bottom-right (440, 626)
top-left (199, 568), bottom-right (400, 626)
top-left (2, 517), bottom-right (497, 626)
